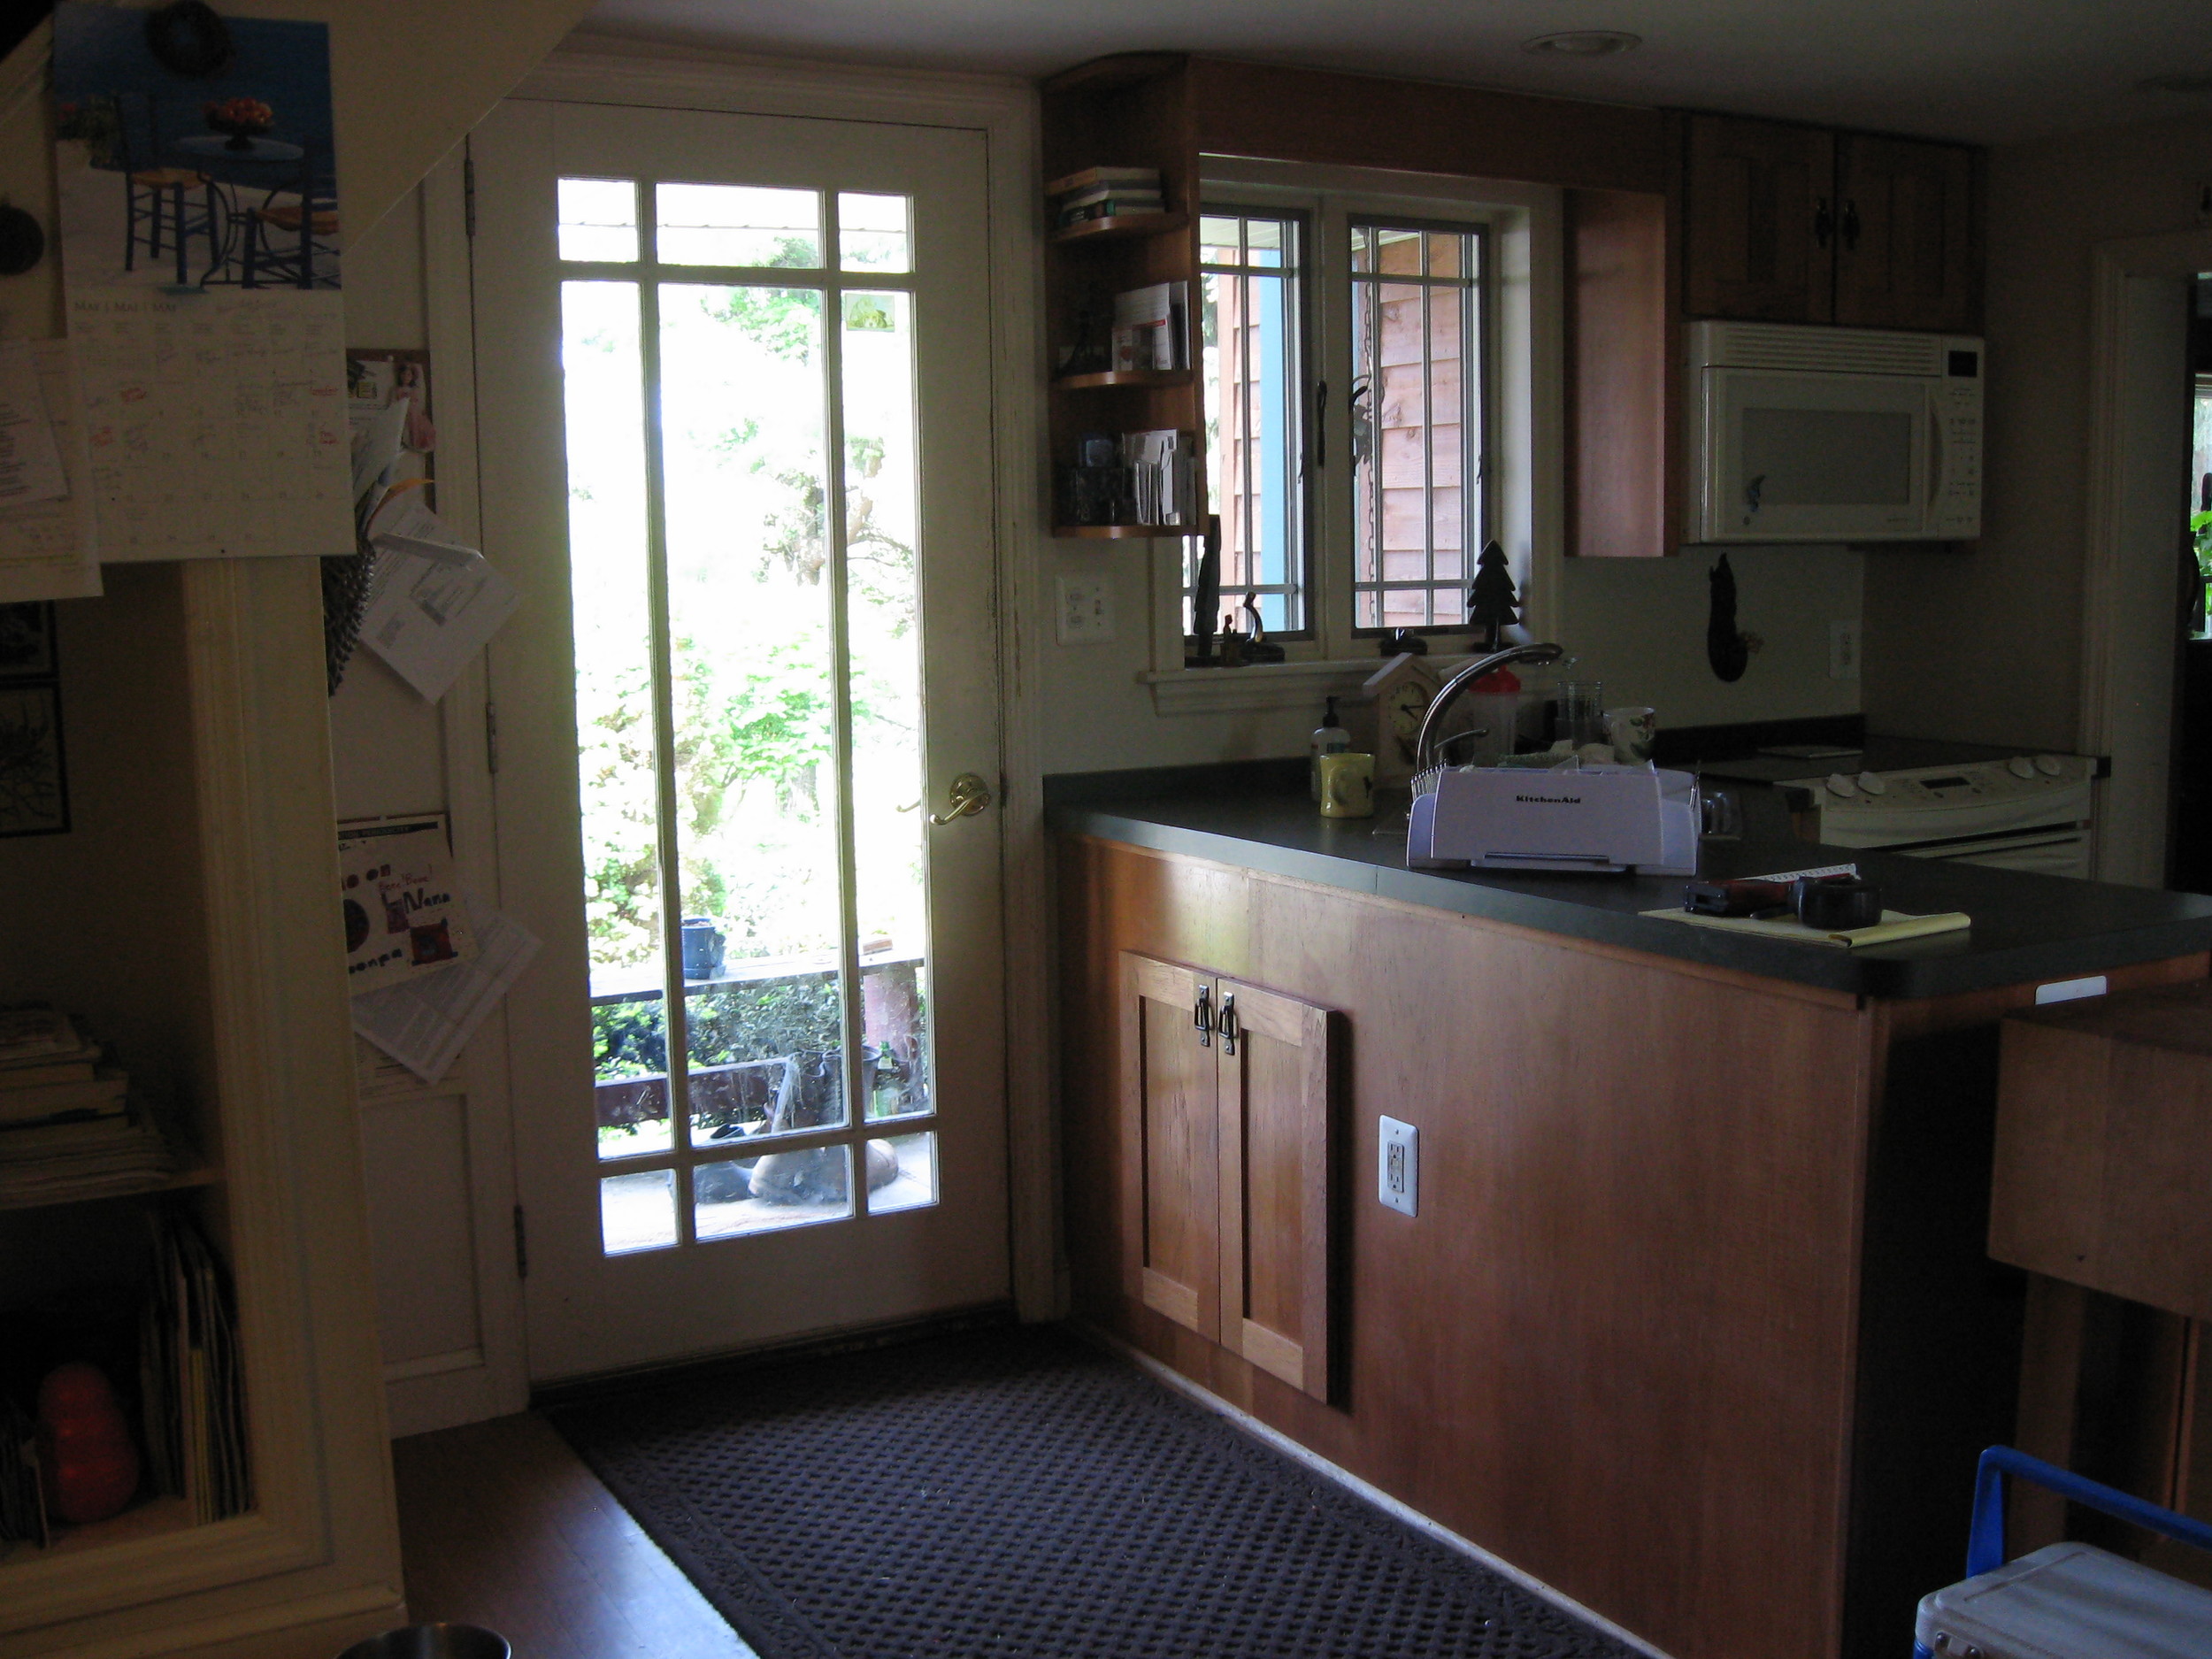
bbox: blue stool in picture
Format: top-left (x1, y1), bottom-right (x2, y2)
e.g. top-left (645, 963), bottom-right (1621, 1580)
top-left (1914, 1447), bottom-right (2212, 1658)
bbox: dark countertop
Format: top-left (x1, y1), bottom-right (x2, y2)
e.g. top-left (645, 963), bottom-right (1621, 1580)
top-left (1047, 763), bottom-right (2212, 999)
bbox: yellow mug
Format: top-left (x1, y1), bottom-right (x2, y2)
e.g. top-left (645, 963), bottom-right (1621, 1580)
top-left (1317, 751), bottom-right (1375, 818)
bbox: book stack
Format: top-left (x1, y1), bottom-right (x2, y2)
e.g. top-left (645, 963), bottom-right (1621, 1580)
top-left (0, 1010), bottom-right (173, 1210)
top-left (1111, 281), bottom-right (1189, 373)
top-left (0, 1395), bottom-right (42, 1550)
top-left (141, 1212), bottom-right (250, 1525)
top-left (1122, 430), bottom-right (1195, 527)
top-left (1049, 165), bottom-right (1166, 228)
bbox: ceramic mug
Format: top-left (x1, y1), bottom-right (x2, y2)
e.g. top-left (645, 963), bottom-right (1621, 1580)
top-left (1605, 705), bottom-right (1657, 764)
top-left (1317, 751), bottom-right (1375, 818)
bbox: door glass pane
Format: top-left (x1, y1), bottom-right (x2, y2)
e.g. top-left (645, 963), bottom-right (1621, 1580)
top-left (866, 1131), bottom-right (937, 1213)
top-left (601, 1168), bottom-right (678, 1254)
top-left (558, 179), bottom-right (639, 263)
top-left (838, 193), bottom-right (910, 273)
top-left (841, 289), bottom-right (933, 1124)
top-left (562, 276), bottom-right (673, 1162)
top-left (695, 1143), bottom-right (854, 1239)
top-left (657, 282), bottom-right (849, 1149)
top-left (657, 184), bottom-right (822, 268)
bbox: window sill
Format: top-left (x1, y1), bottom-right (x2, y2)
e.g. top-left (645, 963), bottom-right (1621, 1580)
top-left (1141, 652), bottom-right (1483, 715)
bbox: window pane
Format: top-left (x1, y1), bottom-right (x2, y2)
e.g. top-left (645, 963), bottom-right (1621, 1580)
top-left (657, 184), bottom-right (822, 267)
top-left (561, 279), bottom-right (673, 1157)
top-left (866, 1132), bottom-right (937, 1213)
top-left (657, 281), bottom-right (849, 1148)
top-left (1351, 223), bottom-right (1482, 634)
top-left (841, 289), bottom-right (934, 1124)
top-left (839, 192), bottom-right (910, 273)
top-left (1199, 216), bottom-right (1241, 264)
top-left (601, 1168), bottom-right (677, 1254)
top-left (559, 178), bottom-right (638, 263)
top-left (1197, 209), bottom-right (1304, 638)
top-left (695, 1142), bottom-right (854, 1239)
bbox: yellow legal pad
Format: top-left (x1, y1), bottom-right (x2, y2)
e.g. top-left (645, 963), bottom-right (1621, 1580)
top-left (1640, 907), bottom-right (1972, 949)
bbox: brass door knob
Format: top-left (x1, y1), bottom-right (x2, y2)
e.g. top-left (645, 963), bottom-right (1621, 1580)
top-left (928, 772), bottom-right (992, 826)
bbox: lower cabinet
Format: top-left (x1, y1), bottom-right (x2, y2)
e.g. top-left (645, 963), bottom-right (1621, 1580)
top-left (1118, 952), bottom-right (1334, 1402)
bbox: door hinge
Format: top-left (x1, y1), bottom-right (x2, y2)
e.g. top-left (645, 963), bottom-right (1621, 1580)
top-left (484, 698), bottom-right (500, 774)
top-left (463, 153), bottom-right (476, 239)
top-left (511, 1204), bottom-right (528, 1279)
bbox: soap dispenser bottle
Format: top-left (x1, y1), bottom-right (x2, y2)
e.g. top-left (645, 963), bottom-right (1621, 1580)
top-left (1310, 695), bottom-right (1350, 800)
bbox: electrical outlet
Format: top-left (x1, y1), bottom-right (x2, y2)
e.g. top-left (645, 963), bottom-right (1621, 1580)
top-left (1056, 576), bottom-right (1115, 644)
top-left (1828, 619), bottom-right (1861, 681)
top-left (1378, 1116), bottom-right (1417, 1217)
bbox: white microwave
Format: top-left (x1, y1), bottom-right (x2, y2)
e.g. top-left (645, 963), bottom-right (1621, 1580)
top-left (1686, 321), bottom-right (1983, 544)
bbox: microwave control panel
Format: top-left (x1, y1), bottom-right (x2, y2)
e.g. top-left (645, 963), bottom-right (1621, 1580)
top-left (1930, 337), bottom-right (1984, 540)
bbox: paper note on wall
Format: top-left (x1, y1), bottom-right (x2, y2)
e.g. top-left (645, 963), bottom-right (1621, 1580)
top-left (351, 895), bottom-right (540, 1086)
top-left (338, 819), bottom-right (479, 995)
top-left (359, 546), bottom-right (520, 703)
top-left (0, 341), bottom-right (100, 603)
top-left (68, 288), bottom-right (352, 563)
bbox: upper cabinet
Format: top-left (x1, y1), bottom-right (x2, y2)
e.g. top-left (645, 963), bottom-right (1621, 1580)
top-left (1682, 114), bottom-right (1982, 334)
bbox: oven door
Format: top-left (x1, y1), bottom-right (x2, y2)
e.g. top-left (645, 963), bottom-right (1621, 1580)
top-left (1696, 369), bottom-right (1931, 541)
top-left (1893, 829), bottom-right (2093, 879)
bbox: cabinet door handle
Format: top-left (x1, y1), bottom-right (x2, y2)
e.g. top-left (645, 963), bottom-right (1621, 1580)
top-left (1814, 196), bottom-right (1833, 250)
top-left (1194, 984), bottom-right (1213, 1048)
top-left (1840, 199), bottom-right (1861, 252)
top-left (1215, 994), bottom-right (1240, 1056)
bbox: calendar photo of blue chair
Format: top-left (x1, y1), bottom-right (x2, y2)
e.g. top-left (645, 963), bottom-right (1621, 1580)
top-left (1914, 1447), bottom-right (2212, 1658)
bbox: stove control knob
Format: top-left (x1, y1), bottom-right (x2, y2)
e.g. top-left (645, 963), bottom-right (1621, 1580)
top-left (1826, 772), bottom-right (1859, 798)
top-left (2008, 756), bottom-right (2038, 780)
top-left (1856, 771), bottom-right (1887, 795)
top-left (2034, 755), bottom-right (2065, 777)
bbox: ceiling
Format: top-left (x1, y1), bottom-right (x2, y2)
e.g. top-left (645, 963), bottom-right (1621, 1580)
top-left (580, 0), bottom-right (2212, 147)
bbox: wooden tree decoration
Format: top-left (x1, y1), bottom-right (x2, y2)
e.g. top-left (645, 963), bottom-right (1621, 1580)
top-left (1466, 540), bottom-right (1518, 649)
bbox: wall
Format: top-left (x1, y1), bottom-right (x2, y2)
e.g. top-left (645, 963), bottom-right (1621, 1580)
top-left (1034, 541), bottom-right (1864, 773)
top-left (1863, 108), bottom-right (2212, 750)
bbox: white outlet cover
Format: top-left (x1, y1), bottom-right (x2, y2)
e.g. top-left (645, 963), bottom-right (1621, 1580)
top-left (1378, 1115), bottom-right (1417, 1217)
top-left (1828, 619), bottom-right (1861, 681)
top-left (1056, 576), bottom-right (1115, 644)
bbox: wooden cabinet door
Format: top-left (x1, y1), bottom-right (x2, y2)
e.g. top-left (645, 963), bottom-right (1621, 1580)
top-left (1684, 114), bottom-right (1836, 323)
top-left (1119, 952), bottom-right (1221, 1339)
top-left (1215, 979), bottom-right (1333, 1401)
top-left (1832, 134), bottom-right (1979, 332)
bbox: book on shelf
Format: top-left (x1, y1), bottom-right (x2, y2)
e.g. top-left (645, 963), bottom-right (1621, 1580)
top-left (0, 1008), bottom-right (85, 1064)
top-left (1110, 281), bottom-right (1188, 373)
top-left (1045, 164), bottom-right (1161, 198)
top-left (140, 1211), bottom-right (250, 1525)
top-left (0, 1071), bottom-right (128, 1127)
top-left (0, 1104), bottom-right (175, 1208)
top-left (0, 1395), bottom-right (46, 1549)
top-left (1056, 194), bottom-right (1166, 227)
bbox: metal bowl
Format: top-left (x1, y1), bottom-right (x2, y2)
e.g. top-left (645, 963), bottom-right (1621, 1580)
top-left (335, 1625), bottom-right (511, 1659)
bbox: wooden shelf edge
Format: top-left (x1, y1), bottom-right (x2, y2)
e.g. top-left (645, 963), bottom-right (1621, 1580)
top-left (0, 1164), bottom-right (223, 1217)
top-left (1052, 370), bottom-right (1193, 390)
top-left (1053, 524), bottom-right (1189, 540)
top-left (1, 1495), bottom-right (207, 1566)
top-left (1051, 212), bottom-right (1187, 246)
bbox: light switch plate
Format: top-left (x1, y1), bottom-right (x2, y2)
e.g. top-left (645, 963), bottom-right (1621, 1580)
top-left (1828, 620), bottom-right (1861, 680)
top-left (1056, 576), bottom-right (1115, 643)
top-left (1378, 1116), bottom-right (1417, 1217)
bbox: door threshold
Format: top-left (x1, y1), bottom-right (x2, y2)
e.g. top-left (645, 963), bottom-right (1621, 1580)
top-left (529, 1301), bottom-right (1018, 1408)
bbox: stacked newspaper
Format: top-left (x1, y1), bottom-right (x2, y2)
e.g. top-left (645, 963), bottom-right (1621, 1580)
top-left (140, 1213), bottom-right (250, 1525)
top-left (1122, 429), bottom-right (1194, 526)
top-left (0, 1010), bottom-right (172, 1208)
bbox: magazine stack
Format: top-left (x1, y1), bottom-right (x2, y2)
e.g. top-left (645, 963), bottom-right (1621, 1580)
top-left (0, 1009), bottom-right (173, 1210)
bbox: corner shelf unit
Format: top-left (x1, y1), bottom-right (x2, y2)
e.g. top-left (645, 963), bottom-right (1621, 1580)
top-left (1041, 55), bottom-right (1206, 543)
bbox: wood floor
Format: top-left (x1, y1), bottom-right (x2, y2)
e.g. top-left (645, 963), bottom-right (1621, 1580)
top-left (392, 1412), bottom-right (756, 1659)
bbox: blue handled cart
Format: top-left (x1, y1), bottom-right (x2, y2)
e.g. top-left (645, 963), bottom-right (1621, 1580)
top-left (1914, 1447), bottom-right (2212, 1658)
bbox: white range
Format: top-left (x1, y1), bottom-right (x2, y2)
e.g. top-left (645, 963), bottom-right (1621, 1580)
top-left (1778, 754), bottom-right (2097, 879)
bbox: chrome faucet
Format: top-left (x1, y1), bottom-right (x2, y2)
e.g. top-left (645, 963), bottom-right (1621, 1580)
top-left (1411, 641), bottom-right (1566, 778)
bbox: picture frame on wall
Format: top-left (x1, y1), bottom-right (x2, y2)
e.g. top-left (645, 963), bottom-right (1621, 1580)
top-left (0, 601), bottom-right (57, 680)
top-left (0, 682), bottom-right (69, 838)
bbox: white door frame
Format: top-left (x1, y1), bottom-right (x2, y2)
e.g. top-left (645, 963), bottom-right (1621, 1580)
top-left (2080, 227), bottom-right (2212, 887)
top-left (474, 41), bottom-right (1060, 1321)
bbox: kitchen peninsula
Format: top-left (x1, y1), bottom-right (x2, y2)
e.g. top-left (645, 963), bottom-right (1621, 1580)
top-left (1050, 762), bottom-right (2212, 1659)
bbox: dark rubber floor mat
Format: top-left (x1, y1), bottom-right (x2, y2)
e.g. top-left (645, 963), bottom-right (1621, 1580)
top-left (546, 1324), bottom-right (1641, 1659)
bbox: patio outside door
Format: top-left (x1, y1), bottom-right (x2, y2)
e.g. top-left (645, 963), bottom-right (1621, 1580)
top-left (470, 97), bottom-right (1009, 1381)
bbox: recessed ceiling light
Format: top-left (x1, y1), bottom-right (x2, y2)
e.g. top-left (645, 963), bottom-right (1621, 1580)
top-left (2137, 72), bottom-right (2212, 95)
top-left (1523, 31), bottom-right (1642, 58)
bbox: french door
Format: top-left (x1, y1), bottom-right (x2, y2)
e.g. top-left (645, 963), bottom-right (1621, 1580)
top-left (471, 98), bottom-right (1008, 1380)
